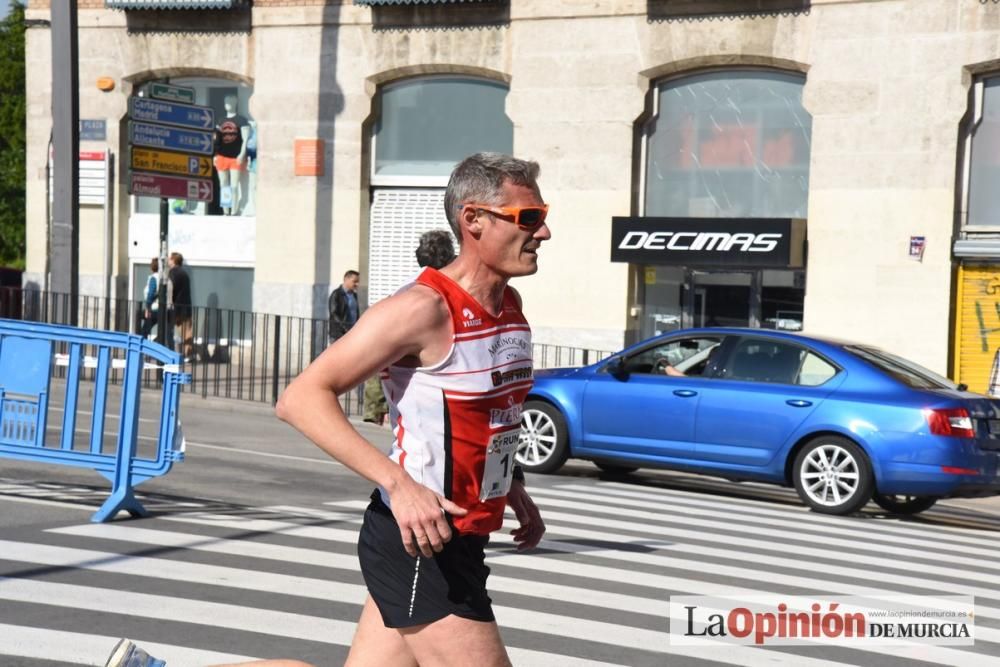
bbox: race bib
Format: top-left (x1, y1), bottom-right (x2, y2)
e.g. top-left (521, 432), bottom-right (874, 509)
top-left (480, 428), bottom-right (521, 501)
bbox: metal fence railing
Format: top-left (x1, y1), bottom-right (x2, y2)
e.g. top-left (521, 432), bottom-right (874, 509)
top-left (0, 287), bottom-right (611, 411)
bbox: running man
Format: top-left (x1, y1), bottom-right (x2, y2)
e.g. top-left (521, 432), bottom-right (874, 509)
top-left (276, 152), bottom-right (549, 666)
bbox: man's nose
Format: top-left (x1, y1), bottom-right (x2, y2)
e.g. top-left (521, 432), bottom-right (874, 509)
top-left (534, 223), bottom-right (552, 240)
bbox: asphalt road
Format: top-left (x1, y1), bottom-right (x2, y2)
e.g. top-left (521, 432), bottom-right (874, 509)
top-left (2, 395), bottom-right (1000, 666)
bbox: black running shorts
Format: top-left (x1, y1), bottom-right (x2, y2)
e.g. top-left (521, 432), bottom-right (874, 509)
top-left (357, 490), bottom-right (495, 628)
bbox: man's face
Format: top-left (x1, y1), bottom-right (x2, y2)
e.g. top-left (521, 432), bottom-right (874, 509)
top-left (474, 181), bottom-right (551, 278)
top-left (344, 275), bottom-right (360, 291)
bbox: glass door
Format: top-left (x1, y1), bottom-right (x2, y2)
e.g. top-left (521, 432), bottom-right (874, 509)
top-left (688, 270), bottom-right (756, 328)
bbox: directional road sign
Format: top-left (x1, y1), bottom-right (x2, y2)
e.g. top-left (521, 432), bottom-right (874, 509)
top-left (129, 121), bottom-right (215, 156)
top-left (149, 82), bottom-right (196, 105)
top-left (129, 97), bottom-right (215, 131)
top-left (129, 172), bottom-right (214, 202)
top-left (131, 147), bottom-right (212, 178)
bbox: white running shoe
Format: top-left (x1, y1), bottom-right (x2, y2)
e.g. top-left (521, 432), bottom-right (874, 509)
top-left (105, 638), bottom-right (166, 667)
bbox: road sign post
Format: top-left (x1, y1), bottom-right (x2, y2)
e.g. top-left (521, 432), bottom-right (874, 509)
top-left (157, 197), bottom-right (168, 346)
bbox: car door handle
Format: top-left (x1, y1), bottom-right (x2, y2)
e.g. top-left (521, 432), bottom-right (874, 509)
top-left (673, 390), bottom-right (698, 398)
top-left (786, 399), bottom-right (813, 407)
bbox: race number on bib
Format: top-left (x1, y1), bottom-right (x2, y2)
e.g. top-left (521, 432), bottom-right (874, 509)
top-left (480, 428), bottom-right (521, 501)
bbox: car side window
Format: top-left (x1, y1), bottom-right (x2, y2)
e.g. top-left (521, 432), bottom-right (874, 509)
top-left (720, 339), bottom-right (838, 385)
top-left (622, 337), bottom-right (722, 377)
top-left (798, 351), bottom-right (838, 386)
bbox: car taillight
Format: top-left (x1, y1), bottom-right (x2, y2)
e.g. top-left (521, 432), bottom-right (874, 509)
top-left (925, 407), bottom-right (975, 438)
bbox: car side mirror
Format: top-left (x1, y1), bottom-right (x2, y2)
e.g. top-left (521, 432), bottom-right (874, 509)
top-left (606, 357), bottom-right (627, 378)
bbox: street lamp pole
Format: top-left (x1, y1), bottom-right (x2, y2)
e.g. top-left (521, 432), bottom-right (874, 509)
top-left (50, 0), bottom-right (80, 326)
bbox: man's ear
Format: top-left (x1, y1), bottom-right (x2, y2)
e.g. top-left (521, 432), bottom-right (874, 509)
top-left (461, 205), bottom-right (484, 240)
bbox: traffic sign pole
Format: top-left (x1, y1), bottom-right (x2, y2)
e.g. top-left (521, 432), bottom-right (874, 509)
top-left (157, 197), bottom-right (168, 347)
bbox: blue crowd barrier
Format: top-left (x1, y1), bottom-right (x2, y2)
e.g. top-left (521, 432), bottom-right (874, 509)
top-left (0, 318), bottom-right (190, 522)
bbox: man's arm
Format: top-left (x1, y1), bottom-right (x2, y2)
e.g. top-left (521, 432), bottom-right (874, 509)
top-left (277, 285), bottom-right (466, 557)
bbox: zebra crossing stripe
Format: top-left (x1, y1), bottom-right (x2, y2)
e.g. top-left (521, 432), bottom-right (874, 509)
top-left (535, 490), bottom-right (1000, 584)
top-left (313, 504), bottom-right (1000, 663)
top-left (0, 582), bottom-right (617, 667)
top-left (48, 523), bottom-right (667, 617)
top-left (503, 487), bottom-right (1000, 592)
top-left (0, 576), bottom-right (358, 644)
top-left (12, 501), bottom-right (993, 666)
top-left (494, 513), bottom-right (1000, 605)
top-left (322, 499), bottom-right (1000, 623)
top-left (519, 489), bottom-right (1000, 571)
top-left (558, 481), bottom-right (1000, 550)
top-left (0, 539), bottom-right (667, 654)
top-left (0, 622), bottom-right (257, 665)
top-left (0, 539), bottom-right (368, 602)
top-left (490, 509), bottom-right (1000, 627)
top-left (545, 483), bottom-right (1000, 558)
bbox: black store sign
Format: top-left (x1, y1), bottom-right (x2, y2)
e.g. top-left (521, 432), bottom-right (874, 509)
top-left (610, 217), bottom-right (806, 268)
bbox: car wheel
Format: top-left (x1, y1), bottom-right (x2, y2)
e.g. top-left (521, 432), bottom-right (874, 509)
top-left (872, 494), bottom-right (938, 515)
top-left (792, 436), bottom-right (873, 515)
top-left (517, 400), bottom-right (569, 474)
top-left (594, 461), bottom-right (639, 474)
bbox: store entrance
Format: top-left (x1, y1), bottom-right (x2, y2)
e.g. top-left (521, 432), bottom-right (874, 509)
top-left (637, 267), bottom-right (804, 341)
top-left (689, 270), bottom-right (754, 329)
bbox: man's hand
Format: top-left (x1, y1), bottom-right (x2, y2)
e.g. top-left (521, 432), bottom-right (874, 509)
top-left (507, 479), bottom-right (545, 551)
top-left (388, 477), bottom-right (468, 558)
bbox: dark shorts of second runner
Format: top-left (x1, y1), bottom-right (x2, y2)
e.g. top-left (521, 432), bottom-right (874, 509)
top-left (358, 489), bottom-right (495, 628)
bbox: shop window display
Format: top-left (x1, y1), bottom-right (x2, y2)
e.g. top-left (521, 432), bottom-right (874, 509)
top-left (644, 70), bottom-right (811, 219)
top-left (134, 77), bottom-right (256, 217)
top-left (967, 77), bottom-right (1000, 226)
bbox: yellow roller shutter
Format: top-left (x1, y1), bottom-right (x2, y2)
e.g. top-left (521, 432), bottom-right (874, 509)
top-left (956, 263), bottom-right (1000, 394)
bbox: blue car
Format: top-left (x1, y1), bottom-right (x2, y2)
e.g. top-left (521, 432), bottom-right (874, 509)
top-left (517, 328), bottom-right (1000, 515)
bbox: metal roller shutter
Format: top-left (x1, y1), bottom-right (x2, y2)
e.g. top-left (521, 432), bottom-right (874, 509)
top-left (955, 263), bottom-right (1000, 394)
top-left (368, 189), bottom-right (455, 305)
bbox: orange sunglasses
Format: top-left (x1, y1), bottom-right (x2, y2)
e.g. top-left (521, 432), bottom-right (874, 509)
top-left (462, 203), bottom-right (549, 230)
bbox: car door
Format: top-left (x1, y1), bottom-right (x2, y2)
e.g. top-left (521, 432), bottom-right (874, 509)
top-left (694, 336), bottom-right (844, 466)
top-left (579, 335), bottom-right (723, 460)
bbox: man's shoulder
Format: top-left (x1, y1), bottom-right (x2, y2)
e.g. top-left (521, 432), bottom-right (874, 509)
top-left (377, 283), bottom-right (450, 327)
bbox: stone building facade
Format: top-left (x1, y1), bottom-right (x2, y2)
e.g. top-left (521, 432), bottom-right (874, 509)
top-left (22, 0), bottom-right (1000, 390)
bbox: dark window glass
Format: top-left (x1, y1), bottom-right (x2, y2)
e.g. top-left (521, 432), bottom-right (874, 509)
top-left (721, 338), bottom-right (825, 385)
top-left (846, 346), bottom-right (956, 390)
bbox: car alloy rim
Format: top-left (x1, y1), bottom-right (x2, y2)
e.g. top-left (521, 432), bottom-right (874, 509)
top-left (799, 444), bottom-right (860, 507)
top-left (518, 409), bottom-right (557, 465)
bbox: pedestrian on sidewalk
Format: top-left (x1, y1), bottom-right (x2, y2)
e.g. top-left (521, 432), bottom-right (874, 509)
top-left (328, 270), bottom-right (360, 344)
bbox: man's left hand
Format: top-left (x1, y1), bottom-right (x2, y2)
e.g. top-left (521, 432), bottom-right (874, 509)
top-left (507, 480), bottom-right (545, 551)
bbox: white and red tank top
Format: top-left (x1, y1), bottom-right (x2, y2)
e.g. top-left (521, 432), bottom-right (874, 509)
top-left (378, 267), bottom-right (533, 536)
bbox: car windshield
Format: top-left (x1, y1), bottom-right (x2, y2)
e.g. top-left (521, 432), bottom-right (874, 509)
top-left (845, 346), bottom-right (958, 390)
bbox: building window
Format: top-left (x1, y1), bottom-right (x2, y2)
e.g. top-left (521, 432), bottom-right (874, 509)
top-left (643, 70), bottom-right (811, 219)
top-left (367, 76), bottom-right (512, 304)
top-left (372, 76), bottom-right (512, 183)
top-left (133, 77), bottom-right (256, 218)
top-left (967, 78), bottom-right (1000, 227)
